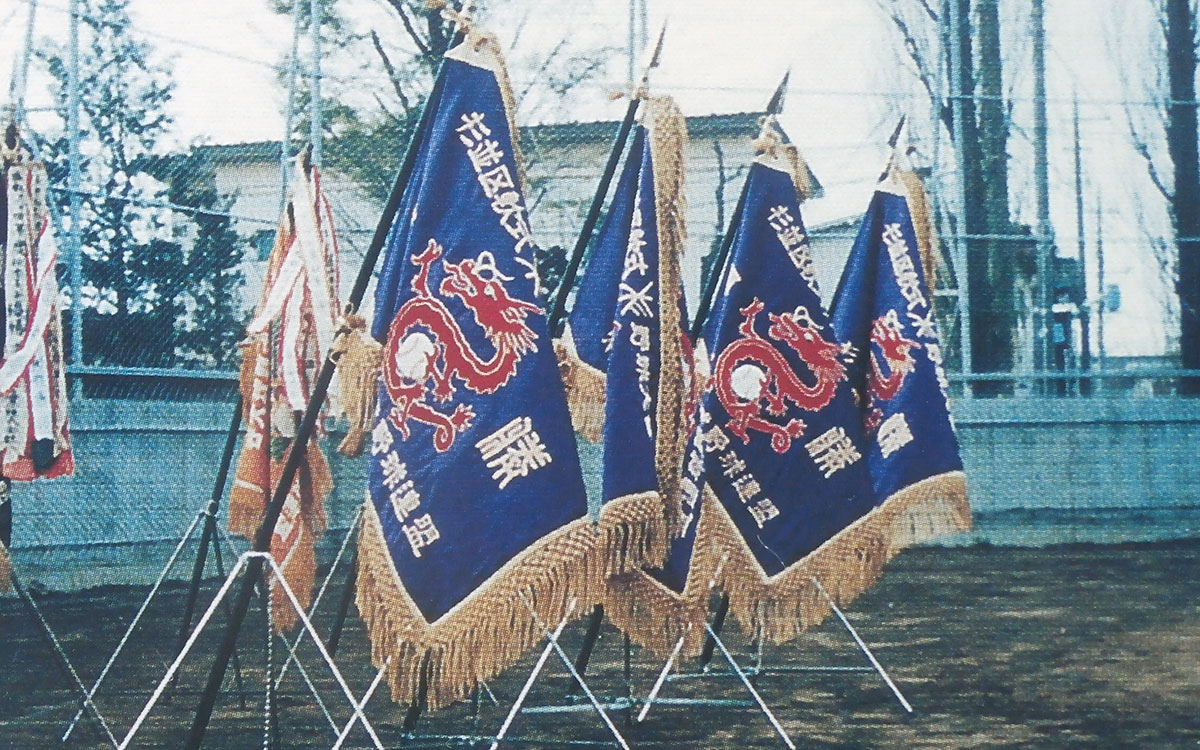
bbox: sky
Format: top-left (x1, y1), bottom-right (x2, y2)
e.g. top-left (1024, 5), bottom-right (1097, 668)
top-left (0, 0), bottom-right (1176, 359)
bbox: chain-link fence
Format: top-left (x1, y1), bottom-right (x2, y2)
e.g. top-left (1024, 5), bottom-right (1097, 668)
top-left (3, 0), bottom-right (1199, 591)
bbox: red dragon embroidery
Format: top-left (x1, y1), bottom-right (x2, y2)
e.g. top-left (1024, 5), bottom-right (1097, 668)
top-left (382, 239), bottom-right (541, 452)
top-left (712, 298), bottom-right (847, 454)
top-left (863, 309), bottom-right (921, 433)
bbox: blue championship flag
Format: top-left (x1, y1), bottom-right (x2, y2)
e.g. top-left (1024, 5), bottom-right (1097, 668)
top-left (355, 26), bottom-right (607, 711)
top-left (698, 120), bottom-right (889, 644)
top-left (561, 97), bottom-right (707, 655)
top-left (828, 167), bottom-right (970, 554)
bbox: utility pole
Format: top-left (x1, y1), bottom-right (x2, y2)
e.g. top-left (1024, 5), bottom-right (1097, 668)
top-left (1032, 0), bottom-right (1055, 381)
top-left (945, 0), bottom-right (972, 393)
top-left (67, 0), bottom-right (83, 399)
top-left (309, 0), bottom-right (323, 167)
top-left (11, 0), bottom-right (38, 125)
top-left (280, 0), bottom-right (303, 210)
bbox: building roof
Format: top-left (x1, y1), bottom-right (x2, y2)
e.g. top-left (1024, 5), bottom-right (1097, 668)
top-left (195, 112), bottom-right (766, 165)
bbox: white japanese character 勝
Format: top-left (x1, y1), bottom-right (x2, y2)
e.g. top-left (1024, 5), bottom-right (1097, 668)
top-left (804, 426), bottom-right (862, 479)
top-left (475, 416), bottom-right (554, 489)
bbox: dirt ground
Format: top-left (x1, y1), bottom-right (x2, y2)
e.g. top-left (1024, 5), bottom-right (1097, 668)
top-left (2, 540), bottom-right (1199, 749)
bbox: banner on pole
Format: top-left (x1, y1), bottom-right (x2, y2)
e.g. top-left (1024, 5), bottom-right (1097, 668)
top-left (228, 156), bottom-right (339, 632)
top-left (697, 122), bottom-right (898, 643)
top-left (0, 145), bottom-right (76, 591)
top-left (559, 96), bottom-right (712, 655)
top-left (827, 166), bottom-right (970, 554)
top-left (355, 26), bottom-right (663, 711)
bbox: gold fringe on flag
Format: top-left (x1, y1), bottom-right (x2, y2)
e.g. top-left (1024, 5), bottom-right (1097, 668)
top-left (555, 338), bottom-right (606, 443)
top-left (604, 489), bottom-right (727, 659)
top-left (894, 167), bottom-right (939, 294)
top-left (709, 471), bottom-right (970, 644)
top-left (358, 497), bottom-right (675, 710)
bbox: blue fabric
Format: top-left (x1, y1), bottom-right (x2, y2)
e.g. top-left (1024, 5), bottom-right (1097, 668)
top-left (598, 130), bottom-right (662, 505)
top-left (567, 129), bottom-right (647, 372)
top-left (700, 160), bottom-right (875, 578)
top-left (829, 186), bottom-right (963, 505)
top-left (367, 55), bottom-right (588, 623)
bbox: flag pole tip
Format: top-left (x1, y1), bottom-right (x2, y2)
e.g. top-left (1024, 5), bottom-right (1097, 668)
top-left (767, 70), bottom-right (790, 116)
top-left (648, 20), bottom-right (669, 69)
top-left (887, 115), bottom-right (907, 148)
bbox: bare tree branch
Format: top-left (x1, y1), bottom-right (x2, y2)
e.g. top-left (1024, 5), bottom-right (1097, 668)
top-left (519, 39), bottom-right (568, 104)
top-left (914, 0), bottom-right (940, 23)
top-left (384, 0), bottom-right (432, 58)
top-left (1127, 109), bottom-right (1174, 202)
top-left (370, 30), bottom-right (411, 114)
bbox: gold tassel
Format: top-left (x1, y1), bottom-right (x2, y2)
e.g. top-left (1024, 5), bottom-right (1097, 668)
top-left (754, 117), bottom-right (819, 203)
top-left (555, 341), bottom-right (606, 443)
top-left (710, 471), bottom-right (970, 644)
top-left (333, 315), bottom-right (383, 456)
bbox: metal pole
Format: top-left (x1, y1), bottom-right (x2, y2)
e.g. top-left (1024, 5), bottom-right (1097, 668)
top-left (946, 0), bottom-right (972, 392)
top-left (13, 574), bottom-right (119, 747)
top-left (566, 603), bottom-right (606, 696)
top-left (308, 0), bottom-right (323, 167)
top-left (174, 397), bottom-right (243, 657)
top-left (690, 73), bottom-right (790, 341)
top-left (325, 549), bottom-right (358, 657)
top-left (183, 34), bottom-right (457, 749)
top-left (12, 0), bottom-right (38, 125)
top-left (518, 595), bottom-right (632, 750)
top-left (1073, 97), bottom-right (1091, 386)
top-left (280, 0), bottom-right (303, 210)
top-left (62, 511), bottom-right (205, 741)
top-left (1096, 197), bottom-right (1105, 370)
top-left (489, 608), bottom-right (575, 750)
top-left (637, 634), bottom-right (685, 722)
top-left (627, 0), bottom-right (636, 88)
top-left (67, 0), bottom-right (83, 399)
top-left (1032, 0), bottom-right (1054, 380)
top-left (545, 103), bottom-right (638, 335)
top-left (812, 577), bottom-right (914, 715)
top-left (704, 623), bottom-right (796, 749)
top-left (697, 593), bottom-right (730, 669)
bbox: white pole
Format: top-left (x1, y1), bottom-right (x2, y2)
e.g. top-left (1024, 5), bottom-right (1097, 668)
top-left (309, 0), bottom-right (323, 167)
top-left (66, 0), bottom-right (83, 398)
